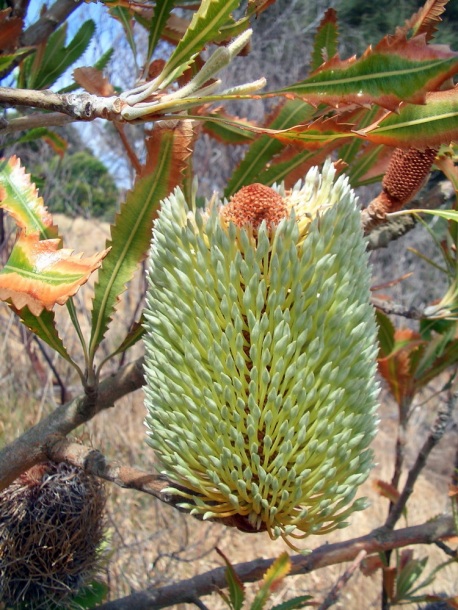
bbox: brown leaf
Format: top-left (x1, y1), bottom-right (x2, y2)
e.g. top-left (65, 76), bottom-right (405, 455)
top-left (73, 67), bottom-right (114, 97)
top-left (0, 9), bottom-right (23, 52)
top-left (143, 120), bottom-right (195, 191)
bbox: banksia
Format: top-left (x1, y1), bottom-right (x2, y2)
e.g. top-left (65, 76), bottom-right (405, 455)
top-left (144, 160), bottom-right (379, 545)
top-left (0, 462), bottom-right (106, 608)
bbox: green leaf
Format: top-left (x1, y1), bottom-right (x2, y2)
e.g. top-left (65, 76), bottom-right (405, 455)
top-left (251, 553), bottom-right (291, 610)
top-left (160, 0), bottom-right (240, 88)
top-left (311, 8), bottom-right (338, 71)
top-left (0, 156), bottom-right (57, 239)
top-left (0, 47), bottom-right (31, 72)
top-left (271, 596), bottom-right (314, 610)
top-left (203, 112), bottom-right (257, 145)
top-left (225, 99), bottom-right (315, 197)
top-left (89, 123), bottom-right (190, 362)
top-left (14, 306), bottom-right (74, 365)
top-left (104, 317), bottom-right (145, 361)
top-left (109, 6), bottom-right (137, 58)
top-left (71, 580), bottom-right (109, 608)
top-left (360, 87), bottom-right (458, 148)
top-left (376, 309), bottom-right (396, 358)
top-left (15, 128), bottom-right (68, 157)
top-left (28, 20), bottom-right (96, 89)
top-left (276, 36), bottom-right (458, 111)
top-left (146, 0), bottom-right (176, 67)
top-left (393, 208), bottom-right (458, 222)
top-left (217, 548), bottom-right (245, 610)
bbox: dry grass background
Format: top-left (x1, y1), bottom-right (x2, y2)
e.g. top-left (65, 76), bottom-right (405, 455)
top-left (1, 213), bottom-right (457, 609)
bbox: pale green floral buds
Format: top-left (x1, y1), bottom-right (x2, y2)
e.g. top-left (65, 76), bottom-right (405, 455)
top-left (143, 160), bottom-right (379, 546)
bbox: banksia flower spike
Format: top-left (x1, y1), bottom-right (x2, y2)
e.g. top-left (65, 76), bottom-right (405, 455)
top-left (144, 160), bottom-right (379, 546)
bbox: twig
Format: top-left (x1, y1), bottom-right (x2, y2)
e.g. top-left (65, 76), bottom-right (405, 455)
top-left (46, 439), bottom-right (187, 512)
top-left (371, 297), bottom-right (424, 320)
top-left (384, 388), bottom-right (456, 531)
top-left (0, 357), bottom-right (144, 491)
top-left (93, 516), bottom-right (456, 610)
top-left (20, 0), bottom-right (83, 47)
top-left (317, 550), bottom-right (367, 610)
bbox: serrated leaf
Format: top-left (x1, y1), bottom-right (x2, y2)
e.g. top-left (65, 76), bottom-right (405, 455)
top-left (377, 328), bottom-right (423, 405)
top-left (160, 0), bottom-right (240, 88)
top-left (146, 0), bottom-right (176, 66)
top-left (88, 121), bottom-right (193, 361)
top-left (0, 232), bottom-right (108, 315)
top-left (59, 48), bottom-right (115, 94)
top-left (225, 99), bottom-right (316, 196)
top-left (404, 0), bottom-right (449, 42)
top-left (202, 110), bottom-right (257, 144)
top-left (0, 156), bottom-right (57, 239)
top-left (16, 128), bottom-right (68, 157)
top-left (73, 67), bottom-right (114, 96)
top-left (376, 309), bottom-right (395, 358)
top-left (311, 8), bottom-right (338, 71)
top-left (360, 87), bottom-right (458, 148)
top-left (0, 9), bottom-right (23, 51)
top-left (109, 6), bottom-right (136, 57)
top-left (251, 553), bottom-right (291, 610)
top-left (28, 20), bottom-right (96, 90)
top-left (13, 306), bottom-right (74, 364)
top-left (276, 35), bottom-right (458, 111)
top-left (216, 548), bottom-right (245, 610)
top-left (0, 48), bottom-right (31, 73)
top-left (271, 595), bottom-right (313, 610)
top-left (107, 317), bottom-right (145, 359)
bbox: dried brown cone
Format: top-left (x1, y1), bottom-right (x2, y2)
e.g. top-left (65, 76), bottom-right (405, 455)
top-left (0, 462), bottom-right (106, 609)
top-left (362, 147), bottom-right (438, 233)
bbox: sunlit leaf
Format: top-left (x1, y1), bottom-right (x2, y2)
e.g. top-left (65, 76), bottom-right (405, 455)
top-left (160, 0), bottom-right (240, 87)
top-left (403, 0), bottom-right (449, 42)
top-left (276, 35), bottom-right (458, 111)
top-left (251, 553), bottom-right (291, 610)
top-left (0, 232), bottom-right (108, 315)
top-left (89, 121), bottom-right (193, 361)
top-left (0, 156), bottom-right (57, 239)
top-left (360, 87), bottom-right (458, 148)
top-left (311, 8), bottom-right (338, 71)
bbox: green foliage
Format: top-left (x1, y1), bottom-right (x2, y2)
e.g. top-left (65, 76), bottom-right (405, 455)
top-left (45, 151), bottom-right (119, 220)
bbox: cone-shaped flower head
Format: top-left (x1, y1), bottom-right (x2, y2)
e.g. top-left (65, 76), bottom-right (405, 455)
top-left (143, 160), bottom-right (379, 545)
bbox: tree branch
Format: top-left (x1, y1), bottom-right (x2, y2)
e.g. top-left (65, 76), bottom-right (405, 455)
top-left (94, 516), bottom-right (456, 610)
top-left (0, 357), bottom-right (144, 491)
top-left (0, 87), bottom-right (123, 127)
top-left (46, 439), bottom-right (188, 512)
top-left (20, 0), bottom-right (84, 47)
top-left (384, 387), bottom-right (456, 530)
